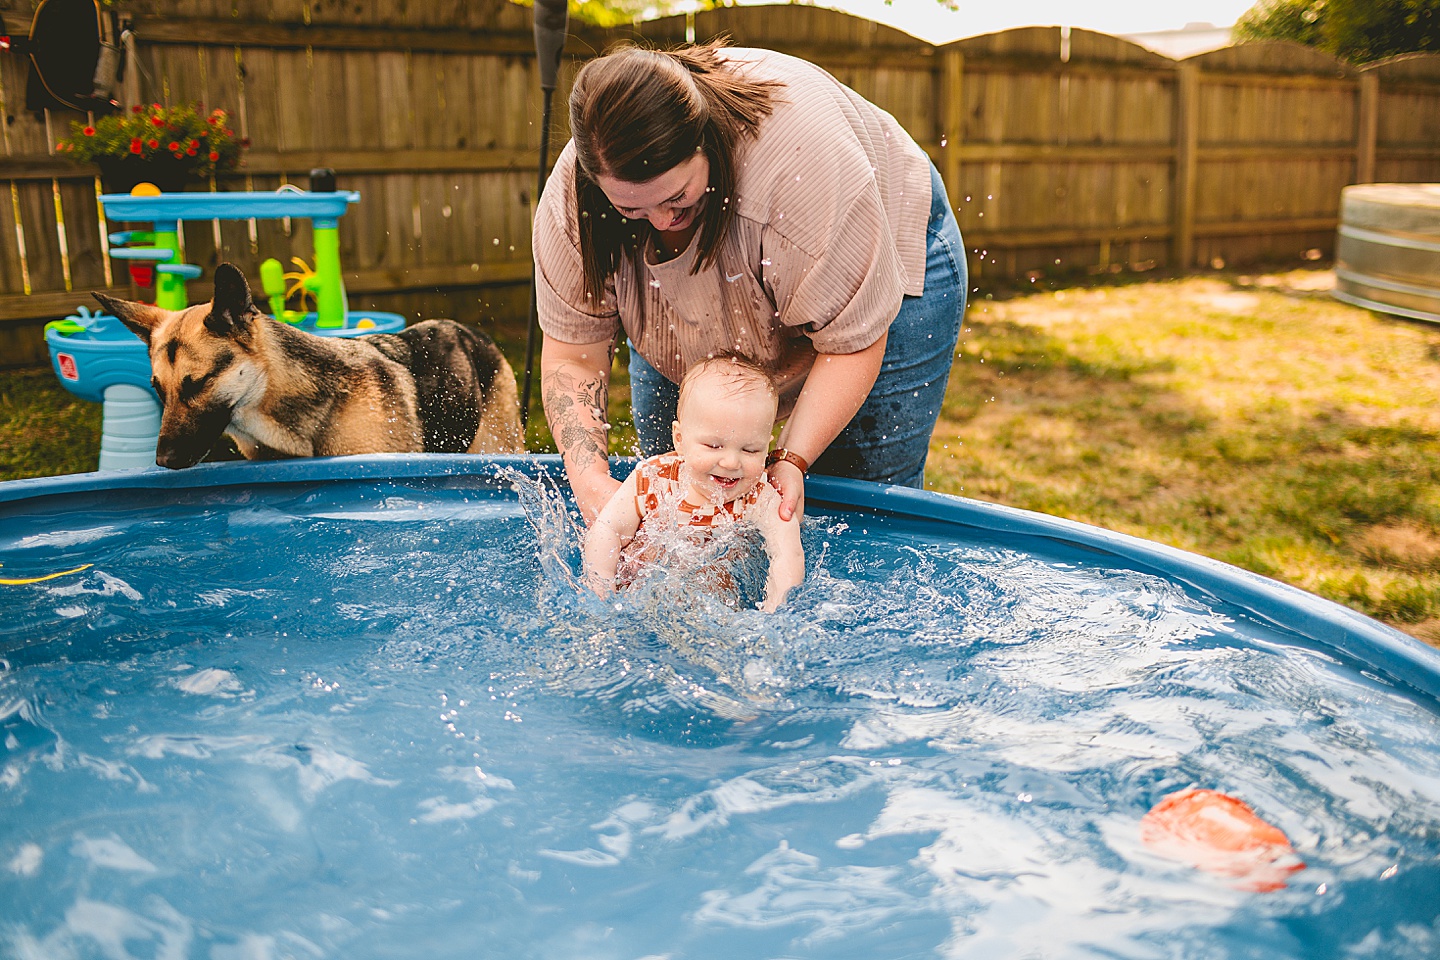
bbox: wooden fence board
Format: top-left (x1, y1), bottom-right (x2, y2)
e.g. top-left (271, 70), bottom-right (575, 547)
top-left (0, 184), bottom-right (26, 300)
top-left (234, 46), bottom-right (292, 266)
top-left (201, 45), bottom-right (254, 262)
top-left (58, 179), bottom-right (105, 291)
top-left (0, 38), bottom-right (30, 298)
top-left (1189, 40), bottom-right (1353, 78)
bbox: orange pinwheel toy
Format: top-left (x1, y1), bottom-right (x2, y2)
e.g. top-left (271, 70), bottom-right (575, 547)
top-left (1140, 788), bottom-right (1306, 892)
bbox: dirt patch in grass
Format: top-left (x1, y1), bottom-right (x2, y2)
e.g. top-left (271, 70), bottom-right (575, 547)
top-left (930, 268), bottom-right (1440, 645)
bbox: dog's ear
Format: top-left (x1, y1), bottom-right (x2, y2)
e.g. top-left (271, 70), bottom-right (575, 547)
top-left (205, 263), bottom-right (256, 337)
top-left (94, 292), bottom-right (168, 346)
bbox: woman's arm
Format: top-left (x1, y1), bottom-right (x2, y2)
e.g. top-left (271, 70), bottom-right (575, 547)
top-left (540, 333), bottom-right (620, 524)
top-left (771, 331), bottom-right (888, 522)
top-left (583, 471), bottom-right (641, 596)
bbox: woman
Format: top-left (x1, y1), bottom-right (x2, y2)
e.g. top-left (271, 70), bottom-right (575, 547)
top-left (534, 41), bottom-right (966, 524)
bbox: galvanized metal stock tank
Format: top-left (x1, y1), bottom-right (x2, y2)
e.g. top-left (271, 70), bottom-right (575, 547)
top-left (1334, 183), bottom-right (1440, 323)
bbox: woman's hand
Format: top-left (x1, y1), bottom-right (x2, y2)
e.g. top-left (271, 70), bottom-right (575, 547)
top-left (767, 457), bottom-right (806, 524)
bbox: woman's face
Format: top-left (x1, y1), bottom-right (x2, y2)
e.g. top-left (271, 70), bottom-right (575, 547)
top-left (594, 152), bottom-right (710, 234)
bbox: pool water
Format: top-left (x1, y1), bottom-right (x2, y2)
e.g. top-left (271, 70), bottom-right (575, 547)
top-left (2, 471), bottom-right (1439, 959)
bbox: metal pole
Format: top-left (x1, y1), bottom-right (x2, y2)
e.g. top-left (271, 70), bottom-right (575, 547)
top-left (521, 0), bottom-right (569, 434)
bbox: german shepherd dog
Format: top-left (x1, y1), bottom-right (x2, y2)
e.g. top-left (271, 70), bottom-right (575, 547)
top-left (95, 262), bottom-right (524, 469)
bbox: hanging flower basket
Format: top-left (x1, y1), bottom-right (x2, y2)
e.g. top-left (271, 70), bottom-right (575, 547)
top-left (56, 102), bottom-right (247, 194)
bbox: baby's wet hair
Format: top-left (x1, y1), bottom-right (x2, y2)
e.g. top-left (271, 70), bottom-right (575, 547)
top-left (677, 352), bottom-right (777, 421)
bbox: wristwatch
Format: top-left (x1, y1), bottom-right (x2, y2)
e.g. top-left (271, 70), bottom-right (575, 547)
top-left (765, 448), bottom-right (810, 474)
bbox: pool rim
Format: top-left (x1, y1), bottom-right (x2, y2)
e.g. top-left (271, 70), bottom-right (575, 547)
top-left (3, 452), bottom-right (1438, 704)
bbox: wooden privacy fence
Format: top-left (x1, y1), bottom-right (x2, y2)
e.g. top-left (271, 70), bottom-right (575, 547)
top-left (0, 0), bottom-right (1438, 368)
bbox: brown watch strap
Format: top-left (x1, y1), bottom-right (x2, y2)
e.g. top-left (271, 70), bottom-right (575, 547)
top-left (765, 448), bottom-right (810, 474)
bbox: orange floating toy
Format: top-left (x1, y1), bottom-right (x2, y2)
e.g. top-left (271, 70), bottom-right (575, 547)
top-left (1140, 788), bottom-right (1305, 892)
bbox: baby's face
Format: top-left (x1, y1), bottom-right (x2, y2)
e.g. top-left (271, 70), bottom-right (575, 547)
top-left (672, 375), bottom-right (775, 504)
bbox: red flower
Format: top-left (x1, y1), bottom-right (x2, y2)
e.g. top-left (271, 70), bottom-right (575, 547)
top-left (151, 116), bottom-right (164, 127)
top-left (189, 139), bottom-right (199, 149)
top-left (130, 138), bottom-right (143, 154)
top-left (208, 151), bottom-right (220, 162)
top-left (187, 146), bottom-right (197, 156)
top-left (168, 142), bottom-right (180, 151)
top-left (147, 138), bottom-right (159, 149)
top-left (131, 105), bottom-right (143, 114)
top-left (82, 125), bottom-right (96, 137)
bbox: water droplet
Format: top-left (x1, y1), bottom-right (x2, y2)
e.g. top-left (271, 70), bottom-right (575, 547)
top-left (650, 279), bottom-right (661, 288)
top-left (760, 258), bottom-right (772, 267)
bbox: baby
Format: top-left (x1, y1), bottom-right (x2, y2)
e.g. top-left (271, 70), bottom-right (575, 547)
top-left (583, 354), bottom-right (805, 612)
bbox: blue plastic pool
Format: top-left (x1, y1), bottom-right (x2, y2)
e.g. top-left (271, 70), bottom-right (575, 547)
top-left (2, 456), bottom-right (1439, 959)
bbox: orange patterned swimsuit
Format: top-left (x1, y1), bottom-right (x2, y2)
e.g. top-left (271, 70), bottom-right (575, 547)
top-left (619, 452), bottom-right (769, 589)
top-left (632, 452), bottom-right (763, 528)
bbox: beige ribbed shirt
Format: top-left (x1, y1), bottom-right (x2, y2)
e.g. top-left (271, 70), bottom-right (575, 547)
top-left (534, 47), bottom-right (932, 414)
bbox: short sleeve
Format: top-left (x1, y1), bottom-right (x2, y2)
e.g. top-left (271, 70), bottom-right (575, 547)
top-left (533, 146), bottom-right (622, 345)
top-left (765, 185), bottom-right (907, 355)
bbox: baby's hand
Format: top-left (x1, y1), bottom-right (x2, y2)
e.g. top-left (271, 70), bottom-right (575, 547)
top-left (584, 570), bottom-right (614, 599)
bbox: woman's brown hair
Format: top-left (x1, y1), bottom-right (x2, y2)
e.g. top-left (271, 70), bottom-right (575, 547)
top-left (569, 41), bottom-right (781, 303)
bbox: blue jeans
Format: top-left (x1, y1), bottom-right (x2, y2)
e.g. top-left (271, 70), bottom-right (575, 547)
top-left (630, 162), bottom-right (966, 488)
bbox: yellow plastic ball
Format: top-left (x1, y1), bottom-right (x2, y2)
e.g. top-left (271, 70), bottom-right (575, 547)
top-left (130, 182), bottom-right (163, 197)
top-left (356, 319), bottom-right (376, 330)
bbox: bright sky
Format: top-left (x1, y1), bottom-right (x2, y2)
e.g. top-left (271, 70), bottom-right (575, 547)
top-left (737, 0), bottom-right (1260, 43)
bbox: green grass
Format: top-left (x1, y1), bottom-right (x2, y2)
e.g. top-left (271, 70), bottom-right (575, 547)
top-left (926, 268), bottom-right (1440, 645)
top-left (5, 267), bottom-right (1439, 644)
top-left (0, 370), bottom-right (104, 481)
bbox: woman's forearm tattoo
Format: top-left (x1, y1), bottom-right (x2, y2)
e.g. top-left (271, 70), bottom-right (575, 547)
top-left (543, 368), bottom-right (609, 472)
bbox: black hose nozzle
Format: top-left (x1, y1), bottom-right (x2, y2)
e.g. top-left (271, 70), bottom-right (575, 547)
top-left (534, 0), bottom-right (569, 92)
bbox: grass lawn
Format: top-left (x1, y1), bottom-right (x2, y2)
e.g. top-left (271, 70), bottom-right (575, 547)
top-left (3, 266), bottom-right (1437, 645)
top-left (927, 267), bottom-right (1440, 646)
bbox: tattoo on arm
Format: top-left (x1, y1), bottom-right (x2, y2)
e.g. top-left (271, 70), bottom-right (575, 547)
top-left (543, 368), bottom-right (609, 473)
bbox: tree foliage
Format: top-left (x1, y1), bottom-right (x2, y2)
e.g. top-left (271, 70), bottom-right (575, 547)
top-left (1235, 0), bottom-right (1439, 63)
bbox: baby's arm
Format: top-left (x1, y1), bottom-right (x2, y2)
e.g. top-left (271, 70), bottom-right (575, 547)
top-left (583, 471), bottom-right (642, 597)
top-left (754, 484), bottom-right (805, 612)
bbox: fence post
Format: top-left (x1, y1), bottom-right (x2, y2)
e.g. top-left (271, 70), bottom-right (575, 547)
top-left (1356, 70), bottom-right (1379, 185)
top-left (1172, 61), bottom-right (1199, 272)
top-left (939, 48), bottom-right (964, 216)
